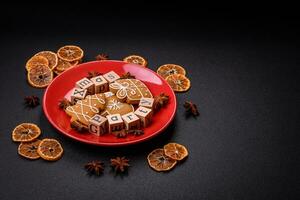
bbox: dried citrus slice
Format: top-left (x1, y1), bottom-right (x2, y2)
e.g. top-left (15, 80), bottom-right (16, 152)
top-left (53, 68), bottom-right (62, 75)
top-left (35, 51), bottom-right (58, 70)
top-left (157, 64), bottom-right (186, 79)
top-left (57, 45), bottom-right (84, 62)
top-left (25, 55), bottom-right (49, 71)
top-left (18, 140), bottom-right (41, 160)
top-left (164, 143), bottom-right (188, 161)
top-left (55, 59), bottom-right (78, 72)
top-left (37, 138), bottom-right (63, 161)
top-left (27, 64), bottom-right (53, 88)
top-left (123, 55), bottom-right (147, 67)
top-left (70, 60), bottom-right (79, 65)
top-left (12, 123), bottom-right (41, 142)
top-left (147, 148), bottom-right (177, 172)
top-left (165, 74), bottom-right (191, 92)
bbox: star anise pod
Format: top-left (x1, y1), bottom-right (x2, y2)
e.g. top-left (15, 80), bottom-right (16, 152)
top-left (184, 101), bottom-right (199, 117)
top-left (113, 130), bottom-right (128, 138)
top-left (24, 95), bottom-right (40, 108)
top-left (58, 98), bottom-right (73, 110)
top-left (120, 72), bottom-right (135, 79)
top-left (95, 53), bottom-right (109, 61)
top-left (110, 156), bottom-right (130, 173)
top-left (127, 129), bottom-right (144, 136)
top-left (153, 93), bottom-right (169, 112)
top-left (84, 160), bottom-right (105, 176)
top-left (71, 120), bottom-right (88, 132)
top-left (87, 71), bottom-right (102, 79)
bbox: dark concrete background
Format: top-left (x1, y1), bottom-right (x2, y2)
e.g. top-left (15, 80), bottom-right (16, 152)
top-left (0, 3), bottom-right (299, 200)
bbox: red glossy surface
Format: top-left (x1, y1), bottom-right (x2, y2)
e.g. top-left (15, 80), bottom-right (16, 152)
top-left (43, 61), bottom-right (177, 146)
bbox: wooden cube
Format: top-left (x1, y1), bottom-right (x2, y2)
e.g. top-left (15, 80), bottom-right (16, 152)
top-left (106, 114), bottom-right (124, 132)
top-left (88, 114), bottom-right (108, 135)
top-left (100, 110), bottom-right (109, 118)
top-left (90, 75), bottom-right (108, 93)
top-left (139, 97), bottom-right (154, 109)
top-left (122, 112), bottom-right (140, 130)
top-left (70, 88), bottom-right (87, 104)
top-left (134, 106), bottom-right (153, 127)
top-left (76, 77), bottom-right (95, 94)
top-left (103, 71), bottom-right (120, 83)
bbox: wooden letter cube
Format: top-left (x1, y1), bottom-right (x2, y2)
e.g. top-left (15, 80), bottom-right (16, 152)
top-left (88, 114), bottom-right (108, 136)
top-left (103, 71), bottom-right (120, 83)
top-left (100, 111), bottom-right (109, 117)
top-left (134, 106), bottom-right (153, 127)
top-left (106, 114), bottom-right (124, 133)
top-left (76, 77), bottom-right (95, 94)
top-left (90, 75), bottom-right (108, 93)
top-left (139, 97), bottom-right (154, 109)
top-left (70, 88), bottom-right (87, 104)
top-left (122, 112), bottom-right (140, 130)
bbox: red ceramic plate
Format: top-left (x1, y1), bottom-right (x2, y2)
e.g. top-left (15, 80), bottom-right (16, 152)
top-left (43, 61), bottom-right (176, 146)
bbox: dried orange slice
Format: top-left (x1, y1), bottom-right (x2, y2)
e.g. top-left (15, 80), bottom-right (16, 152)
top-left (164, 143), bottom-right (188, 161)
top-left (53, 68), bottom-right (63, 76)
top-left (57, 45), bottom-right (84, 62)
top-left (70, 60), bottom-right (79, 65)
top-left (55, 59), bottom-right (78, 72)
top-left (12, 123), bottom-right (41, 142)
top-left (18, 140), bottom-right (41, 160)
top-left (147, 148), bottom-right (177, 171)
top-left (37, 138), bottom-right (63, 161)
top-left (35, 51), bottom-right (58, 70)
top-left (25, 55), bottom-right (49, 71)
top-left (157, 64), bottom-right (186, 79)
top-left (123, 55), bottom-right (147, 67)
top-left (77, 58), bottom-right (83, 63)
top-left (165, 74), bottom-right (191, 92)
top-left (27, 64), bottom-right (53, 88)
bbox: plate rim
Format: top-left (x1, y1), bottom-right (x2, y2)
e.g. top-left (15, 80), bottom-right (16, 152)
top-left (43, 60), bottom-right (177, 147)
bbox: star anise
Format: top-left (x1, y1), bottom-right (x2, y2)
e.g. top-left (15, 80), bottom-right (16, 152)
top-left (71, 120), bottom-right (88, 132)
top-left (58, 98), bottom-right (73, 110)
top-left (127, 129), bottom-right (144, 136)
top-left (120, 72), bottom-right (135, 79)
top-left (24, 95), bottom-right (40, 108)
top-left (153, 93), bottom-right (169, 112)
top-left (84, 160), bottom-right (105, 176)
top-left (95, 53), bottom-right (109, 61)
top-left (87, 71), bottom-right (102, 79)
top-left (110, 156), bottom-right (130, 173)
top-left (184, 101), bottom-right (199, 117)
top-left (113, 130), bottom-right (128, 138)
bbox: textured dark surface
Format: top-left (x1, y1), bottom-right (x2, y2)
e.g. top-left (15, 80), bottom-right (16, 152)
top-left (0, 4), bottom-right (299, 200)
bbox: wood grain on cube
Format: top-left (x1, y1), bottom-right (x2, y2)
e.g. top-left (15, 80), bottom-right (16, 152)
top-left (90, 75), bottom-right (108, 93)
top-left (88, 114), bottom-right (108, 135)
top-left (103, 71), bottom-right (120, 83)
top-left (139, 97), bottom-right (154, 109)
top-left (76, 77), bottom-right (95, 94)
top-left (122, 112), bottom-right (140, 130)
top-left (134, 106), bottom-right (153, 127)
top-left (106, 114), bottom-right (124, 132)
top-left (70, 88), bottom-right (87, 104)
